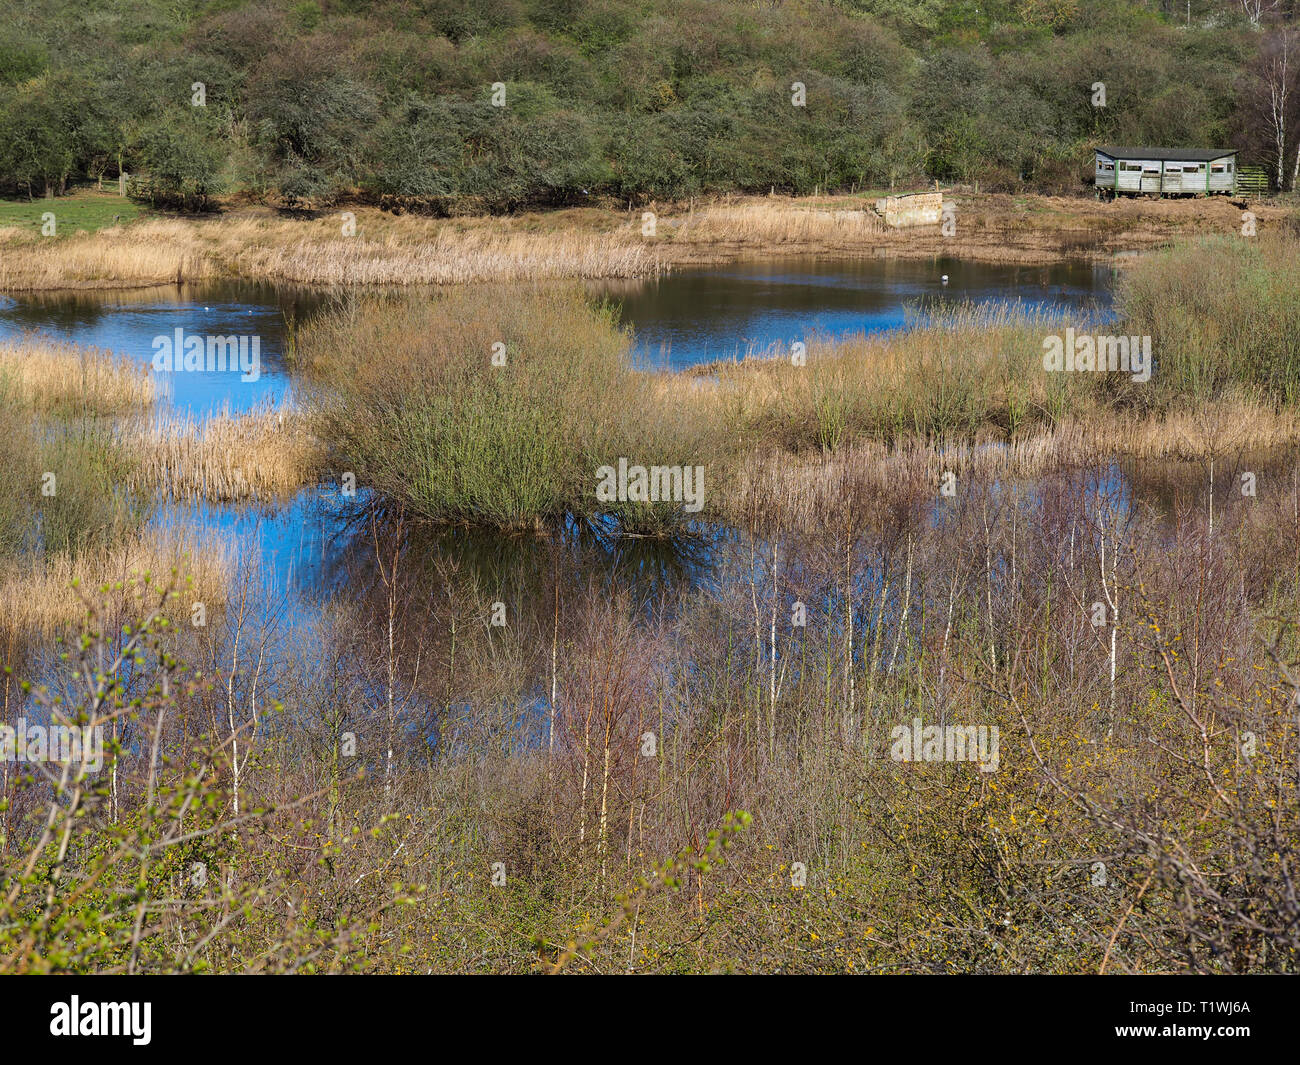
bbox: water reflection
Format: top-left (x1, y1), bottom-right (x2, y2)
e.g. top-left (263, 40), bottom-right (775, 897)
top-left (0, 259), bottom-right (1166, 695)
top-left (0, 281), bottom-right (329, 416)
top-left (593, 255), bottom-right (1116, 370)
top-left (0, 259), bottom-right (1118, 409)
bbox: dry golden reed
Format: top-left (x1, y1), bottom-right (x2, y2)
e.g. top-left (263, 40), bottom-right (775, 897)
top-left (3, 193), bottom-right (1287, 291)
top-left (0, 220), bottom-right (214, 290)
top-left (0, 199), bottom-right (892, 290)
top-left (0, 527), bottom-right (232, 641)
top-left (717, 400), bottom-right (1300, 529)
top-left (1085, 398), bottom-right (1300, 460)
top-left (0, 333), bottom-right (316, 501)
top-left (233, 225), bottom-right (662, 285)
top-left (0, 211), bottom-right (664, 288)
top-left (0, 335), bottom-right (154, 415)
top-left (129, 406), bottom-right (322, 502)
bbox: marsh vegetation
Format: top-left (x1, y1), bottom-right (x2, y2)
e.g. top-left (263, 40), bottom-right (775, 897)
top-left (2, 225), bottom-right (1299, 973)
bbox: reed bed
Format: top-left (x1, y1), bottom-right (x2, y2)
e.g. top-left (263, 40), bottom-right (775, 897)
top-left (673, 303), bottom-right (1093, 452)
top-left (0, 411), bottom-right (141, 561)
top-left (0, 198), bottom-right (909, 292)
top-left (716, 397), bottom-right (1300, 529)
top-left (716, 423), bottom-right (1093, 527)
top-left (0, 198), bottom-right (913, 293)
top-left (716, 399), bottom-right (1300, 528)
top-left (0, 335), bottom-right (154, 416)
top-left (129, 406), bottom-right (322, 502)
top-left (0, 526), bottom-right (231, 641)
top-left (0, 210), bottom-right (663, 289)
top-left (1086, 397), bottom-right (1300, 459)
top-left (668, 201), bottom-right (886, 246)
top-left (0, 333), bottom-right (315, 502)
top-left (233, 224), bottom-right (662, 285)
top-left (0, 220), bottom-right (213, 289)
top-left (2, 194), bottom-right (1285, 292)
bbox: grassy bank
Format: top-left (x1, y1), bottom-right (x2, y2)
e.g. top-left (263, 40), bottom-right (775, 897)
top-left (0, 188), bottom-right (146, 236)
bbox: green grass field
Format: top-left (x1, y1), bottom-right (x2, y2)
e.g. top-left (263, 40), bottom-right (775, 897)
top-left (0, 187), bottom-right (147, 236)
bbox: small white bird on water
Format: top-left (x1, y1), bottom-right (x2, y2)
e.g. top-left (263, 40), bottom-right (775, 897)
top-left (940, 274), bottom-right (949, 285)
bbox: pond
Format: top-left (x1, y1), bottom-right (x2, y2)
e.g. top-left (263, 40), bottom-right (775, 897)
top-left (594, 255), bottom-right (1116, 370)
top-left (0, 255), bottom-right (1118, 412)
top-left (5, 256), bottom-right (1290, 728)
top-left (0, 255), bottom-right (1129, 656)
top-left (0, 281), bottom-right (322, 416)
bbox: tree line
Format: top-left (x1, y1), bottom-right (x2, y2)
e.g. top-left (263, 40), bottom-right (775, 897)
top-left (0, 0), bottom-right (1296, 211)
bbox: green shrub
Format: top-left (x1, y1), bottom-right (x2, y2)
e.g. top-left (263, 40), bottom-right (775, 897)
top-left (296, 287), bottom-right (695, 531)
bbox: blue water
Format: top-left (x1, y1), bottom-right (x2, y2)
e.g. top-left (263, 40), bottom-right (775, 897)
top-left (149, 489), bottom-right (355, 602)
top-left (593, 256), bottom-right (1116, 371)
top-left (0, 260), bottom-right (1120, 618)
top-left (0, 282), bottom-right (320, 416)
top-left (0, 258), bottom-right (1117, 410)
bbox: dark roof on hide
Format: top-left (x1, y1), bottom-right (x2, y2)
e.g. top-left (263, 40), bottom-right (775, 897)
top-left (1095, 146), bottom-right (1236, 161)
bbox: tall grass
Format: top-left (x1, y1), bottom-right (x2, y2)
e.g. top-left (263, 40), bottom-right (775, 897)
top-left (0, 220), bottom-right (210, 290)
top-left (0, 200), bottom-right (885, 290)
top-left (694, 304), bottom-right (1091, 452)
top-left (0, 326), bottom-right (257, 645)
top-left (132, 406), bottom-right (320, 502)
top-left (0, 212), bottom-right (662, 290)
top-left (0, 527), bottom-right (230, 641)
top-left (233, 221), bottom-right (662, 285)
top-left (0, 335), bottom-right (154, 416)
top-left (1119, 232), bottom-right (1300, 404)
top-left (0, 397), bottom-right (184, 642)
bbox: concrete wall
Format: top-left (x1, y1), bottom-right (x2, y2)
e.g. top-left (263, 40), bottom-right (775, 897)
top-left (872, 192), bottom-right (944, 227)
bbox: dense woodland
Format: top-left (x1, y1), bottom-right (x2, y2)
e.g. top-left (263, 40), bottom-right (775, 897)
top-left (1, 0), bottom-right (1298, 210)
